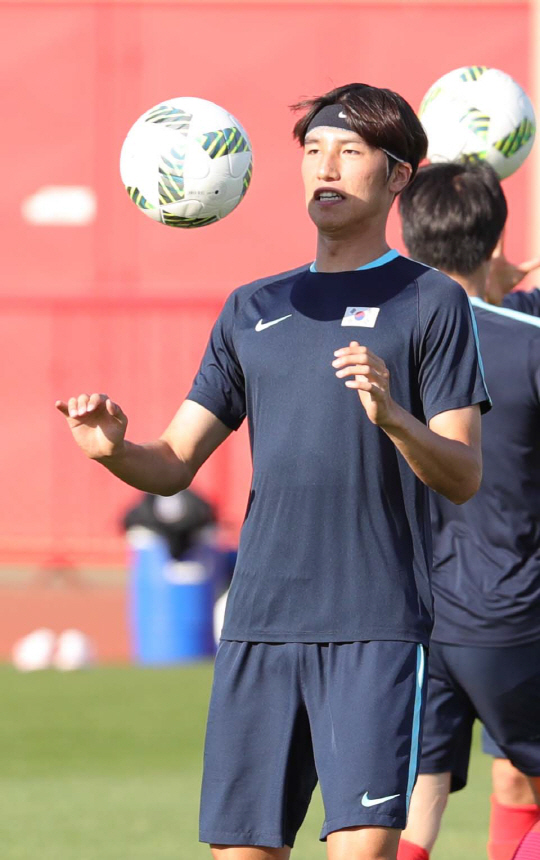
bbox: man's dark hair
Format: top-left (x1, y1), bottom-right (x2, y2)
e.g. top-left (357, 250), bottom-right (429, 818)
top-left (399, 161), bottom-right (508, 276)
top-left (291, 83), bottom-right (428, 181)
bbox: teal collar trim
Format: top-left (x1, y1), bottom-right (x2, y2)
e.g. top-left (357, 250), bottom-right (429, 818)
top-left (310, 249), bottom-right (400, 273)
top-left (470, 296), bottom-right (540, 329)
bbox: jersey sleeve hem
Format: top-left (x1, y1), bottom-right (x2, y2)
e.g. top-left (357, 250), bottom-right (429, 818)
top-left (186, 392), bottom-right (245, 431)
top-left (220, 629), bottom-right (430, 647)
top-left (424, 390), bottom-right (491, 424)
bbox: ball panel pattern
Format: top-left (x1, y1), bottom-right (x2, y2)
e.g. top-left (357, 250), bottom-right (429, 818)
top-left (120, 97), bottom-right (253, 228)
top-left (419, 66), bottom-right (536, 180)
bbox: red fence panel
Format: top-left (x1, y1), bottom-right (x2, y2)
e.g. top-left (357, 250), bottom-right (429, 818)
top-left (0, 0), bottom-right (533, 564)
top-left (2, 296), bottom-right (251, 564)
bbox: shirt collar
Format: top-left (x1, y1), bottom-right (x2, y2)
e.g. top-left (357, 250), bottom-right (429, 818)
top-left (310, 249), bottom-right (400, 273)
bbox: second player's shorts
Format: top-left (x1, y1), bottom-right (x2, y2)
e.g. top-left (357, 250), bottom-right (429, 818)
top-left (199, 640), bottom-right (426, 848)
top-left (419, 639), bottom-right (540, 792)
top-left (482, 726), bottom-right (507, 758)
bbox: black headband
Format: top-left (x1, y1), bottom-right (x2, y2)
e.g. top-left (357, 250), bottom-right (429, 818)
top-left (306, 104), bottom-right (352, 134)
top-left (305, 103), bottom-right (409, 165)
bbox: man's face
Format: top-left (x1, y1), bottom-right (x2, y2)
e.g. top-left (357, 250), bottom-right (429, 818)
top-left (301, 127), bottom-right (402, 233)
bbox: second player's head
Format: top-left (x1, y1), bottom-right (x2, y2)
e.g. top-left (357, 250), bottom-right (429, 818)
top-left (292, 83), bottom-right (428, 235)
top-left (399, 162), bottom-right (508, 277)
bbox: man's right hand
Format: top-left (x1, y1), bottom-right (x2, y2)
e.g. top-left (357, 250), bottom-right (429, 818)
top-left (54, 396), bottom-right (231, 495)
top-left (55, 393), bottom-right (128, 460)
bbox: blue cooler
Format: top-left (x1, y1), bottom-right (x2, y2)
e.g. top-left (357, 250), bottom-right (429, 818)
top-left (127, 527), bottom-right (218, 664)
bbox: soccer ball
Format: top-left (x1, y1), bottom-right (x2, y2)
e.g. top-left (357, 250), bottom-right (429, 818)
top-left (120, 97), bottom-right (253, 228)
top-left (53, 629), bottom-right (95, 671)
top-left (12, 628), bottom-right (56, 672)
top-left (419, 66), bottom-right (536, 180)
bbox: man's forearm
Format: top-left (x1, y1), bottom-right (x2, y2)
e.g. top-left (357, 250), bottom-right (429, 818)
top-left (96, 439), bottom-right (193, 496)
top-left (381, 405), bottom-right (481, 504)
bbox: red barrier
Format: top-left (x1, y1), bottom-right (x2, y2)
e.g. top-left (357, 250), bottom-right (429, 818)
top-left (1, 295), bottom-right (251, 565)
top-left (0, 1), bottom-right (533, 564)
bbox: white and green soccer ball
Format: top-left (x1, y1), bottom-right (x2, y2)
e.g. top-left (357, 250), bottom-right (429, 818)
top-left (419, 66), bottom-right (536, 180)
top-left (120, 97), bottom-right (253, 228)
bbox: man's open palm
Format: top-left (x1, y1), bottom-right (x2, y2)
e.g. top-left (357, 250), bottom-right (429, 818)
top-left (55, 393), bottom-right (127, 460)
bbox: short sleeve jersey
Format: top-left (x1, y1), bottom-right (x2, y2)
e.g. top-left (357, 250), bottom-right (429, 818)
top-left (504, 287), bottom-right (540, 316)
top-left (188, 254), bottom-right (490, 645)
top-left (431, 298), bottom-right (540, 647)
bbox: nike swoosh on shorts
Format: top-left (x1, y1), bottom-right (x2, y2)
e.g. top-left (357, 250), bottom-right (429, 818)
top-left (361, 792), bottom-right (400, 808)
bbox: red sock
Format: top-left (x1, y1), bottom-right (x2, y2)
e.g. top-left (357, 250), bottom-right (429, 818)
top-left (397, 839), bottom-right (429, 860)
top-left (488, 795), bottom-right (540, 860)
top-left (512, 820), bottom-right (540, 859)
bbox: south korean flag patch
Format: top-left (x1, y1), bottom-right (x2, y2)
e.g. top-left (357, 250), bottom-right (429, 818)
top-left (341, 306), bottom-right (380, 327)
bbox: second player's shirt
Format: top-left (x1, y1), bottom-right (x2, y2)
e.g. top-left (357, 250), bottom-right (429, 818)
top-left (431, 298), bottom-right (540, 647)
top-left (504, 287), bottom-right (540, 316)
top-left (188, 254), bottom-right (489, 645)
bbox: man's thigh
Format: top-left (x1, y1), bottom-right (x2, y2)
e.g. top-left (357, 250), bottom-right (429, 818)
top-left (446, 639), bottom-right (540, 778)
top-left (482, 725), bottom-right (506, 758)
top-left (302, 641), bottom-right (427, 838)
top-left (200, 642), bottom-right (318, 850)
top-left (418, 642), bottom-right (477, 792)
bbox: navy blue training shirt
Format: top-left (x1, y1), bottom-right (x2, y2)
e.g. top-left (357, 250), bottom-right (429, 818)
top-left (188, 254), bottom-right (490, 645)
top-left (504, 287), bottom-right (540, 316)
top-left (431, 298), bottom-right (540, 647)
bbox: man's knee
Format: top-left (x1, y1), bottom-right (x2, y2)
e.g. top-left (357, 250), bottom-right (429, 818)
top-left (210, 845), bottom-right (291, 860)
top-left (492, 759), bottom-right (538, 806)
top-left (326, 825), bottom-right (400, 860)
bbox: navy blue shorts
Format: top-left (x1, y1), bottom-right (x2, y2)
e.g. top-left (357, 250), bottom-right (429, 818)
top-left (482, 726), bottom-right (506, 758)
top-left (199, 640), bottom-right (426, 848)
top-left (419, 640), bottom-right (540, 792)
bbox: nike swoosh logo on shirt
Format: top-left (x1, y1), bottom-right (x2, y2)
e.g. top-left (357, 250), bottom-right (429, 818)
top-left (255, 315), bottom-right (292, 332)
top-left (361, 792), bottom-right (400, 808)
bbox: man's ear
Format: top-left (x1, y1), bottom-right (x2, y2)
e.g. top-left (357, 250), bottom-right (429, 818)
top-left (388, 162), bottom-right (413, 194)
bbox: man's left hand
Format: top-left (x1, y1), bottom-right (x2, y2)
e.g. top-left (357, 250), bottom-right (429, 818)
top-left (332, 342), bottom-right (399, 427)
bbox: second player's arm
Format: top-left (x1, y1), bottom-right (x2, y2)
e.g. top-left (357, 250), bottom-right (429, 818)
top-left (55, 395), bottom-right (231, 495)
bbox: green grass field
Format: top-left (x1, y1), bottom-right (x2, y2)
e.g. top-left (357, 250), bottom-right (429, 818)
top-left (0, 663), bottom-right (491, 859)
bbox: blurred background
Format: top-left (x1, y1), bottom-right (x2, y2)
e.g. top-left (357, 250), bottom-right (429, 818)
top-left (1, 0), bottom-right (538, 857)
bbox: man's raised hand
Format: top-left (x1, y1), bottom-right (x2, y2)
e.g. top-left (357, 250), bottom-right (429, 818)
top-left (332, 341), bottom-right (398, 428)
top-left (486, 229), bottom-right (540, 305)
top-left (55, 393), bottom-right (128, 460)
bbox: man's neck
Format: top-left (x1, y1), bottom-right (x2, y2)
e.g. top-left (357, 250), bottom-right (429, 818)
top-left (443, 264), bottom-right (488, 300)
top-left (314, 227), bottom-right (390, 273)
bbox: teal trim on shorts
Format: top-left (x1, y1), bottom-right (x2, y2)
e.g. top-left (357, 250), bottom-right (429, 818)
top-left (406, 644), bottom-right (425, 812)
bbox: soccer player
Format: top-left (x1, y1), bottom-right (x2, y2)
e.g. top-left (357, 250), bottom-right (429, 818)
top-left (397, 161), bottom-right (540, 860)
top-left (56, 83), bottom-right (489, 860)
top-left (483, 233), bottom-right (540, 859)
